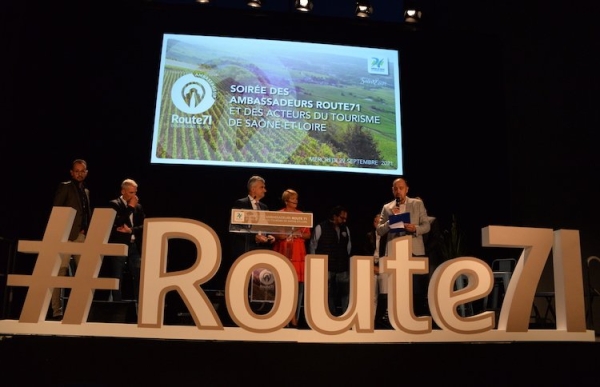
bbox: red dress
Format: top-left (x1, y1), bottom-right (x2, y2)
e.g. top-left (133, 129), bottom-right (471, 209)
top-left (273, 209), bottom-right (310, 282)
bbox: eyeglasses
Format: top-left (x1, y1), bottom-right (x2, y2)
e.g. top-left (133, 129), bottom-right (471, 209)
top-left (73, 170), bottom-right (88, 174)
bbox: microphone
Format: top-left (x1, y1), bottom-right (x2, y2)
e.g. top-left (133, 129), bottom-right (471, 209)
top-left (395, 197), bottom-right (400, 207)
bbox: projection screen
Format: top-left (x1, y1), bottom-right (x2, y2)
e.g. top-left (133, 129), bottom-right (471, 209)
top-left (151, 33), bottom-right (403, 175)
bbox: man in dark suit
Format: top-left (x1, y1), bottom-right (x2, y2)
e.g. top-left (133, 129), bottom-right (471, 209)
top-left (103, 178), bottom-right (145, 303)
top-left (230, 175), bottom-right (275, 261)
top-left (50, 158), bottom-right (92, 320)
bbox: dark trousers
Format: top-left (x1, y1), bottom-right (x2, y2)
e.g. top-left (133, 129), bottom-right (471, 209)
top-left (328, 271), bottom-right (349, 316)
top-left (99, 242), bottom-right (141, 302)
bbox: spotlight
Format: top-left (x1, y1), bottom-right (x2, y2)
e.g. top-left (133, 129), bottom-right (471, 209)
top-left (404, 9), bottom-right (422, 23)
top-left (247, 0), bottom-right (262, 8)
top-left (195, 0), bottom-right (210, 3)
top-left (355, 1), bottom-right (373, 18)
top-left (295, 0), bottom-right (313, 12)
top-left (404, 1), bottom-right (422, 24)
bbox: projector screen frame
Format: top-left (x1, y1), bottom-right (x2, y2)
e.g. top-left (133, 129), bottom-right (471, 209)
top-left (150, 32), bottom-right (404, 176)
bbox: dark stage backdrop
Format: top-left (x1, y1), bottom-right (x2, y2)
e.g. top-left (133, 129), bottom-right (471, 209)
top-left (2, 3), bottom-right (509, 295)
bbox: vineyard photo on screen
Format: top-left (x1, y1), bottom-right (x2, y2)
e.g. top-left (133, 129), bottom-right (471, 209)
top-left (151, 34), bottom-right (404, 175)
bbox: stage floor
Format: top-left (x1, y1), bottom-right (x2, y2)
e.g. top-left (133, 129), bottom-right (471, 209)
top-left (1, 334), bottom-right (598, 386)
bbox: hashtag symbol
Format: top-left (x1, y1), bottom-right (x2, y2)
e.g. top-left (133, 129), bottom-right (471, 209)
top-left (7, 207), bottom-right (127, 324)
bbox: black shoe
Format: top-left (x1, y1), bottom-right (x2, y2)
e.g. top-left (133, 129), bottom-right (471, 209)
top-left (50, 309), bottom-right (63, 321)
top-left (376, 314), bottom-right (393, 330)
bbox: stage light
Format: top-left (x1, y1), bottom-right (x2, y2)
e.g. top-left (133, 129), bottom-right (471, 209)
top-left (404, 1), bottom-right (422, 24)
top-left (195, 0), bottom-right (210, 3)
top-left (295, 0), bottom-right (313, 12)
top-left (355, 1), bottom-right (373, 18)
top-left (247, 0), bottom-right (262, 8)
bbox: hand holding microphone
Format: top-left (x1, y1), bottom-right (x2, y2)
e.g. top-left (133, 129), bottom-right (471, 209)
top-left (393, 197), bottom-right (401, 214)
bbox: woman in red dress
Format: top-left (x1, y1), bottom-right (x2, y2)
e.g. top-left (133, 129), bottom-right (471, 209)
top-left (273, 189), bottom-right (311, 327)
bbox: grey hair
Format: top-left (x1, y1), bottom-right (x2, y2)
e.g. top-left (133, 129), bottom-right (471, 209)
top-left (121, 178), bottom-right (138, 189)
top-left (247, 175), bottom-right (265, 191)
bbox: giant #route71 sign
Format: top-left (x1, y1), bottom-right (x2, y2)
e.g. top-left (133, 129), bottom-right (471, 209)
top-left (0, 207), bottom-right (594, 342)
